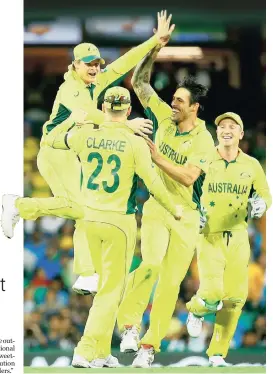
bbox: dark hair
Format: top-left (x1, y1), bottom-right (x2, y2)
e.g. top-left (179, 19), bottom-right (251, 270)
top-left (177, 75), bottom-right (208, 112)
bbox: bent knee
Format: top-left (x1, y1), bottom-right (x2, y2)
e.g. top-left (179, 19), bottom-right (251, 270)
top-left (199, 281), bottom-right (224, 304)
top-left (222, 298), bottom-right (246, 311)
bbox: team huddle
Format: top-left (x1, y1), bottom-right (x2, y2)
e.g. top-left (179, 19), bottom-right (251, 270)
top-left (1, 10), bottom-right (271, 369)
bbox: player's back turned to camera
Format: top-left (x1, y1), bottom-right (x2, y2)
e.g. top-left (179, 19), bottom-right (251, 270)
top-left (49, 86), bottom-right (181, 219)
top-left (2, 87), bottom-right (181, 236)
top-left (1, 86), bottom-right (181, 368)
top-left (49, 86), bottom-right (181, 368)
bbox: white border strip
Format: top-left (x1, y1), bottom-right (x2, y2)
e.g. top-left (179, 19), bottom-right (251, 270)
top-left (0, 0), bottom-right (24, 373)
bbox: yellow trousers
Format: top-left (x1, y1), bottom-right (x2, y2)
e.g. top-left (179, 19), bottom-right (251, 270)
top-left (37, 146), bottom-right (95, 276)
top-left (74, 209), bottom-right (137, 360)
top-left (117, 197), bottom-right (200, 352)
top-left (187, 230), bottom-right (250, 357)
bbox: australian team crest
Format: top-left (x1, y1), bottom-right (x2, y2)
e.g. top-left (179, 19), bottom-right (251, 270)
top-left (164, 125), bottom-right (174, 136)
top-left (240, 172), bottom-right (252, 179)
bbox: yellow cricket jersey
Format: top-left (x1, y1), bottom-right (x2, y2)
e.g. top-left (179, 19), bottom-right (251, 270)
top-left (46, 120), bottom-right (178, 217)
top-left (144, 93), bottom-right (215, 211)
top-left (41, 35), bottom-right (159, 146)
top-left (202, 147), bottom-right (272, 233)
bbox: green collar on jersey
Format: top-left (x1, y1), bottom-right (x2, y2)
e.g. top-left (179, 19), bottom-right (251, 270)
top-left (214, 147), bottom-right (245, 166)
top-left (224, 159), bottom-right (236, 168)
top-left (174, 118), bottom-right (206, 137)
top-left (175, 129), bottom-right (190, 137)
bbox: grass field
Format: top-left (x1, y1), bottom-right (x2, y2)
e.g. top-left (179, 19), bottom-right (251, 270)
top-left (24, 367), bottom-right (266, 374)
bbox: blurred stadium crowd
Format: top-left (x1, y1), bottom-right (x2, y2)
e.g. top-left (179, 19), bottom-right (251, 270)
top-left (24, 58), bottom-right (266, 352)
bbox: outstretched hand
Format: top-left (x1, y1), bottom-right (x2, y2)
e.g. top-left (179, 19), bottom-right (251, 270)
top-left (154, 10), bottom-right (175, 47)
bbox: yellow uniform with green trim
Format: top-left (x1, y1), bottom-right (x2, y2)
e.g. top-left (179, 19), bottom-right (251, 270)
top-left (36, 35), bottom-right (159, 276)
top-left (202, 148), bottom-right (271, 233)
top-left (42, 119), bottom-right (178, 360)
top-left (55, 121), bottom-right (178, 217)
top-left (117, 92), bottom-right (215, 352)
top-left (187, 147), bottom-right (271, 358)
top-left (145, 93), bottom-right (215, 209)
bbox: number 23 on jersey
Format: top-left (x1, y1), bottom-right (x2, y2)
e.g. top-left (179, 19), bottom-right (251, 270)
top-left (86, 151), bottom-right (121, 193)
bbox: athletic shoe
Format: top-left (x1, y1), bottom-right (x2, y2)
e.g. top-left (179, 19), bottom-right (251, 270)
top-left (90, 355), bottom-right (120, 368)
top-left (1, 194), bottom-right (20, 239)
top-left (120, 326), bottom-right (139, 353)
top-left (132, 347), bottom-right (154, 368)
top-left (209, 355), bottom-right (230, 367)
top-left (71, 354), bottom-right (90, 368)
top-left (186, 312), bottom-right (204, 337)
top-left (72, 273), bottom-right (99, 296)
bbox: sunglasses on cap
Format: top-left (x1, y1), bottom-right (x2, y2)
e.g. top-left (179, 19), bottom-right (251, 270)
top-left (104, 95), bottom-right (131, 109)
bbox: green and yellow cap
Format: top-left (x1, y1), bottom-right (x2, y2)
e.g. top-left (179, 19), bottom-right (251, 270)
top-left (104, 86), bottom-right (131, 111)
top-left (215, 112), bottom-right (244, 130)
top-left (73, 43), bottom-right (105, 64)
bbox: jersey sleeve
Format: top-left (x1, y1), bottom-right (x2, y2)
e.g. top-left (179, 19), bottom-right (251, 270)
top-left (45, 117), bottom-right (75, 150)
top-left (186, 131), bottom-right (215, 174)
top-left (133, 137), bottom-right (177, 217)
top-left (66, 127), bottom-right (88, 155)
top-left (252, 159), bottom-right (272, 209)
top-left (144, 92), bottom-right (172, 132)
top-left (97, 35), bottom-right (158, 91)
top-left (58, 83), bottom-right (82, 111)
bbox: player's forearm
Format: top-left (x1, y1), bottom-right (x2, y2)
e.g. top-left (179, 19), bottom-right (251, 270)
top-left (131, 46), bottom-right (161, 107)
top-left (155, 157), bottom-right (199, 187)
top-left (109, 35), bottom-right (159, 78)
top-left (146, 174), bottom-right (177, 217)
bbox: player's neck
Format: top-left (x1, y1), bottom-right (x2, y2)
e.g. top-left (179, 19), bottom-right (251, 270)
top-left (105, 114), bottom-right (127, 123)
top-left (218, 145), bottom-right (239, 162)
top-left (177, 116), bottom-right (196, 133)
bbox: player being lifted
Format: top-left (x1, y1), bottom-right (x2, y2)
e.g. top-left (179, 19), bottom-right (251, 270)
top-left (186, 112), bottom-right (271, 367)
top-left (36, 10), bottom-right (176, 296)
top-left (2, 87), bottom-right (182, 368)
top-left (117, 45), bottom-right (215, 367)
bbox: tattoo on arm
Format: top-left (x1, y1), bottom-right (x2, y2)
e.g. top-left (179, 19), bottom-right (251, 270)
top-left (132, 46), bottom-right (161, 108)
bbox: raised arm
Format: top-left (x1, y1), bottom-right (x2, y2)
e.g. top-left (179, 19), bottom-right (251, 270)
top-left (131, 46), bottom-right (162, 109)
top-left (99, 11), bottom-right (175, 90)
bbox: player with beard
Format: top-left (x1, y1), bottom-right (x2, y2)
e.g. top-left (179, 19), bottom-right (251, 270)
top-left (117, 45), bottom-right (215, 368)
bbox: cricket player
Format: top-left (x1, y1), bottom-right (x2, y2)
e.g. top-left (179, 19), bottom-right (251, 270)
top-left (117, 45), bottom-right (215, 368)
top-left (36, 10), bottom-right (176, 296)
top-left (186, 112), bottom-right (271, 367)
top-left (2, 86), bottom-right (182, 368)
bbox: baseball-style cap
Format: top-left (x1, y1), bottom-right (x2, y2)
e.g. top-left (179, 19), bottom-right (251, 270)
top-left (215, 112), bottom-right (244, 130)
top-left (104, 86), bottom-right (131, 111)
top-left (73, 43), bottom-right (105, 64)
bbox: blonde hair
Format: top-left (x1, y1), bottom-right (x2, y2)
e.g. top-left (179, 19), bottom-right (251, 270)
top-left (72, 60), bottom-right (81, 71)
